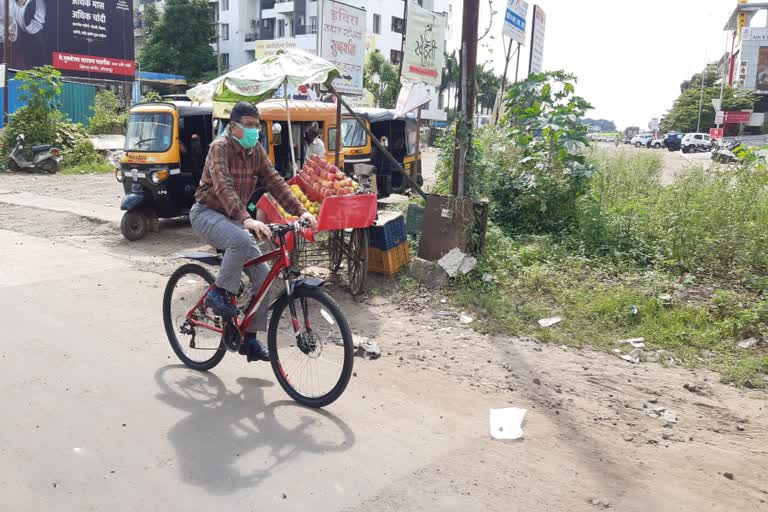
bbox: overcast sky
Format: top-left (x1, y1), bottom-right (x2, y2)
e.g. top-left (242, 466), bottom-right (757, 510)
top-left (451, 0), bottom-right (738, 129)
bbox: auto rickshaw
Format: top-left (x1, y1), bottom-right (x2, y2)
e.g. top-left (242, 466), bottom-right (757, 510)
top-left (341, 108), bottom-right (423, 197)
top-left (213, 99), bottom-right (344, 178)
top-left (117, 102), bottom-right (213, 240)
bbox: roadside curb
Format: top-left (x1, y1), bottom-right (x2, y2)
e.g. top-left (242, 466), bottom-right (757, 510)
top-left (0, 191), bottom-right (122, 224)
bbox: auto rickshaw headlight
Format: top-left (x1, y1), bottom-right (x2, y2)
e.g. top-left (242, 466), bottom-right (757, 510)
top-left (151, 169), bottom-right (169, 184)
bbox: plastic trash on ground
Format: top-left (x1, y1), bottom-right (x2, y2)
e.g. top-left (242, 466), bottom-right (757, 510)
top-left (489, 407), bottom-right (527, 440)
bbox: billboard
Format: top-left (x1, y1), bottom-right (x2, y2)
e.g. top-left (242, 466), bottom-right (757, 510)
top-left (757, 47), bottom-right (768, 92)
top-left (1, 0), bottom-right (135, 80)
top-left (503, 0), bottom-right (528, 45)
top-left (320, 0), bottom-right (366, 95)
top-left (528, 4), bottom-right (546, 75)
top-left (401, 1), bottom-right (447, 86)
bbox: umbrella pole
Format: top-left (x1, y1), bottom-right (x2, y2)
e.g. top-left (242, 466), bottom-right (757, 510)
top-left (285, 80), bottom-right (297, 177)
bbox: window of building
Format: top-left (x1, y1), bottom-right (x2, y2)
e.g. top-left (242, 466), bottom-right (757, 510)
top-left (221, 53), bottom-right (230, 71)
top-left (221, 23), bottom-right (229, 41)
top-left (278, 19), bottom-right (285, 37)
top-left (390, 49), bottom-right (403, 66)
top-left (209, 3), bottom-right (219, 22)
top-left (221, 0), bottom-right (228, 11)
top-left (373, 14), bottom-right (381, 34)
top-left (391, 16), bottom-right (405, 34)
top-left (310, 16), bottom-right (318, 34)
top-left (289, 19), bottom-right (294, 37)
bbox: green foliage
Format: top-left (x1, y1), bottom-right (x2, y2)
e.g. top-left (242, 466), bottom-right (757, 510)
top-left (143, 3), bottom-right (160, 36)
top-left (662, 65), bottom-right (756, 133)
top-left (138, 0), bottom-right (216, 82)
top-left (363, 51), bottom-right (400, 109)
top-left (493, 71), bottom-right (594, 233)
top-left (89, 90), bottom-right (127, 134)
top-left (2, 66), bottom-right (63, 157)
top-left (62, 137), bottom-right (107, 168)
top-left (476, 64), bottom-right (499, 114)
top-left (141, 90), bottom-right (164, 103)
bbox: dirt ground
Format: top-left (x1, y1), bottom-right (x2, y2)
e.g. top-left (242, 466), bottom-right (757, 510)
top-left (1, 169), bottom-right (767, 510)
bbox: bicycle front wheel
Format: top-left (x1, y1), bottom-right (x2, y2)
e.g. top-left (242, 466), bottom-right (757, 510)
top-left (268, 286), bottom-right (354, 408)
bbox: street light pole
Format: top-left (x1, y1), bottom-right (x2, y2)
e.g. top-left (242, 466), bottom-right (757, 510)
top-left (696, 63), bottom-right (706, 133)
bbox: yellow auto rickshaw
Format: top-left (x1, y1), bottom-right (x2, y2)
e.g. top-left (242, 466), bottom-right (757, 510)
top-left (341, 108), bottom-right (422, 197)
top-left (117, 102), bottom-right (214, 241)
top-left (213, 99), bottom-right (344, 178)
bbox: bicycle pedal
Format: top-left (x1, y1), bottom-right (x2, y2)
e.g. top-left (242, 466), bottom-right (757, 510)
top-left (222, 319), bottom-right (242, 352)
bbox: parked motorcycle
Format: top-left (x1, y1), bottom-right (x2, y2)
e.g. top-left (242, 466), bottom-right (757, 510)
top-left (711, 140), bottom-right (744, 164)
top-left (7, 134), bottom-right (61, 173)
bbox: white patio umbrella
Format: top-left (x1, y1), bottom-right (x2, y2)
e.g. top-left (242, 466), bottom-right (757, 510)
top-left (187, 49), bottom-right (342, 173)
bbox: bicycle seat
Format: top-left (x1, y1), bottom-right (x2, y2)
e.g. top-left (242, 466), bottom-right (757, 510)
top-left (31, 145), bottom-right (53, 153)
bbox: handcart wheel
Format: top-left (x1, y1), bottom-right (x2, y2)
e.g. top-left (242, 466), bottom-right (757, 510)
top-left (328, 230), bottom-right (345, 272)
top-left (347, 228), bottom-right (369, 296)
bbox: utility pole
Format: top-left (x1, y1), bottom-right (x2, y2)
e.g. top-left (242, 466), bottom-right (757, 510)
top-left (513, 41), bottom-right (521, 82)
top-left (451, 0), bottom-right (480, 198)
top-left (696, 62), bottom-right (706, 133)
top-left (3, 0), bottom-right (10, 126)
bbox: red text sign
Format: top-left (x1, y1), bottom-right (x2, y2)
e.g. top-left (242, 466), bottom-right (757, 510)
top-left (53, 52), bottom-right (135, 77)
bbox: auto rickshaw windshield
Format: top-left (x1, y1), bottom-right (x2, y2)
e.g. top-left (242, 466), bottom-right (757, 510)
top-left (125, 112), bottom-right (174, 152)
top-left (341, 118), bottom-right (367, 147)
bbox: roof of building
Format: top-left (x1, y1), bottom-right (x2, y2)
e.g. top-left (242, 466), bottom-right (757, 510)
top-left (724, 2), bottom-right (768, 30)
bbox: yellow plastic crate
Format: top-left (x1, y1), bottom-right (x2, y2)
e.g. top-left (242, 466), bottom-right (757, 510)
top-left (368, 240), bottom-right (410, 277)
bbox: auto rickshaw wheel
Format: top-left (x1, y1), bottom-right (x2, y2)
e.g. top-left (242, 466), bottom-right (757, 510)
top-left (390, 171), bottom-right (407, 195)
top-left (347, 228), bottom-right (368, 296)
top-left (121, 210), bottom-right (150, 241)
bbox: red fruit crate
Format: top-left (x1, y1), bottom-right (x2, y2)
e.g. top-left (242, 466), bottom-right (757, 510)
top-left (368, 240), bottom-right (410, 277)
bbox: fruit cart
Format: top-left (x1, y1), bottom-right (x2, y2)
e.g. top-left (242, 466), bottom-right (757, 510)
top-left (256, 156), bottom-right (377, 295)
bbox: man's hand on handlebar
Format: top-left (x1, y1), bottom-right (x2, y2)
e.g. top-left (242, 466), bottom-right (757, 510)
top-left (243, 218), bottom-right (272, 240)
top-left (300, 211), bottom-right (318, 231)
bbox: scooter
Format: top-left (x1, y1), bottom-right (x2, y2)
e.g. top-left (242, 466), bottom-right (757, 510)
top-left (711, 140), bottom-right (744, 164)
top-left (7, 134), bottom-right (61, 173)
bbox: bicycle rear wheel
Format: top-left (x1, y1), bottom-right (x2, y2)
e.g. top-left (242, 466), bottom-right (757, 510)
top-left (267, 286), bottom-right (354, 408)
top-left (163, 263), bottom-right (226, 371)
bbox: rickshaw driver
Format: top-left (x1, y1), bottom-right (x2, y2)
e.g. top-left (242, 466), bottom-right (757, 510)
top-left (189, 102), bottom-right (318, 362)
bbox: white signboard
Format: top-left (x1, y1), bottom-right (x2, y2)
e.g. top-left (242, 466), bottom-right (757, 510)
top-left (320, 0), bottom-right (366, 95)
top-left (503, 0), bottom-right (528, 45)
top-left (528, 4), bottom-right (546, 75)
top-left (742, 27), bottom-right (768, 41)
top-left (715, 111), bottom-right (724, 124)
top-left (401, 1), bottom-right (447, 86)
top-left (0, 64), bottom-right (5, 89)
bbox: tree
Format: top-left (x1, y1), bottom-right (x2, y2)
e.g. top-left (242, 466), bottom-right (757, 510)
top-left (583, 118), bottom-right (617, 132)
top-left (143, 3), bottom-right (160, 36)
top-left (139, 0), bottom-right (216, 82)
top-left (476, 65), bottom-right (499, 115)
top-left (2, 66), bottom-right (62, 155)
top-left (363, 52), bottom-right (400, 109)
top-left (679, 64), bottom-right (719, 93)
top-left (440, 50), bottom-right (459, 112)
top-left (662, 85), bottom-right (756, 133)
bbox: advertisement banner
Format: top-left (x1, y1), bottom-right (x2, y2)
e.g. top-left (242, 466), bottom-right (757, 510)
top-left (528, 4), bottom-right (546, 75)
top-left (724, 111), bottom-right (751, 124)
top-left (401, 1), bottom-right (447, 86)
top-left (320, 0), bottom-right (366, 95)
top-left (1, 0), bottom-right (134, 80)
top-left (710, 128), bottom-right (724, 139)
top-left (503, 0), bottom-right (528, 45)
top-left (255, 38), bottom-right (316, 60)
top-left (757, 47), bottom-right (768, 91)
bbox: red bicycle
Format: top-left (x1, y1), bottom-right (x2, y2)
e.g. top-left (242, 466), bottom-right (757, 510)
top-left (162, 221), bottom-right (354, 408)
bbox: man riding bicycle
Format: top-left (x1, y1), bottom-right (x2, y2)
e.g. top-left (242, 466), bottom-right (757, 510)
top-left (190, 102), bottom-right (318, 363)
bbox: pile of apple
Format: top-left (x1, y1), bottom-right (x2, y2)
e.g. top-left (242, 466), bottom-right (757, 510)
top-left (299, 155), bottom-right (359, 200)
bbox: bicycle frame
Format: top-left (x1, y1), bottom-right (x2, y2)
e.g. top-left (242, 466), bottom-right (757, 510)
top-left (185, 228), bottom-right (308, 335)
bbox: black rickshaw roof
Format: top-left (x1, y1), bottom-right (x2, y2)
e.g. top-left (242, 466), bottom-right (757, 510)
top-left (177, 104), bottom-right (213, 117)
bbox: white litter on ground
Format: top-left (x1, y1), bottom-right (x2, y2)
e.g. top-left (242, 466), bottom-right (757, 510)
top-left (538, 316), bottom-right (562, 328)
top-left (489, 407), bottom-right (527, 440)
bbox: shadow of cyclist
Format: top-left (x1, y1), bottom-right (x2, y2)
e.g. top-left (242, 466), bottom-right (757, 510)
top-left (154, 365), bottom-right (356, 496)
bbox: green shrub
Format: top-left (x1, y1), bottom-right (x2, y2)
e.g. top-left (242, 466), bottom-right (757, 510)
top-left (89, 90), bottom-right (126, 134)
top-left (62, 137), bottom-right (107, 168)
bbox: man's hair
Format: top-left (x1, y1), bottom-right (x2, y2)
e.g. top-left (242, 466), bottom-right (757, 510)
top-left (306, 121), bottom-right (320, 136)
top-left (230, 102), bottom-right (260, 123)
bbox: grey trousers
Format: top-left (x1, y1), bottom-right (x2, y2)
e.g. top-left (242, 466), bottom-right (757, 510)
top-left (189, 203), bottom-right (269, 333)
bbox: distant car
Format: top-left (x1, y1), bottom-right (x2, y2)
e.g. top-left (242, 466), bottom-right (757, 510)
top-left (681, 133), bottom-right (714, 153)
top-left (651, 137), bottom-right (664, 148)
top-left (631, 134), bottom-right (654, 147)
top-left (623, 137), bottom-right (632, 144)
top-left (663, 132), bottom-right (683, 152)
